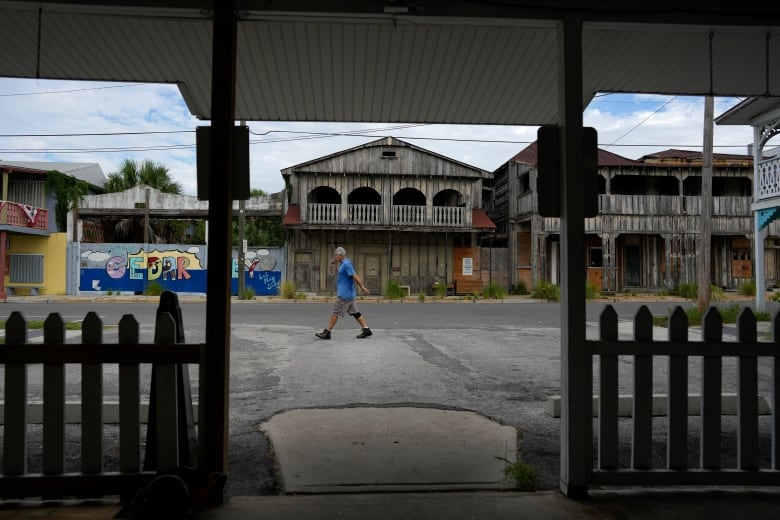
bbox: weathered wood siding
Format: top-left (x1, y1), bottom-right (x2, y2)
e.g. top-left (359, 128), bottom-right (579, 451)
top-left (288, 229), bottom-right (460, 295)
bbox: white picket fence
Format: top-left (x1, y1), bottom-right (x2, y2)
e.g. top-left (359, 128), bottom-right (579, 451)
top-left (0, 310), bottom-right (201, 499)
top-left (588, 305), bottom-right (780, 486)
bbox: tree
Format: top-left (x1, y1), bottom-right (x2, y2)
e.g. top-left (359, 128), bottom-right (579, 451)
top-left (101, 159), bottom-right (188, 243)
top-left (231, 189), bottom-right (284, 247)
top-left (104, 158), bottom-right (182, 194)
top-left (45, 170), bottom-right (89, 232)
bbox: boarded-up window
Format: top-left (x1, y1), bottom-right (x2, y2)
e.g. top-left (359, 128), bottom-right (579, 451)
top-left (10, 254), bottom-right (44, 284)
top-left (517, 231), bottom-right (531, 266)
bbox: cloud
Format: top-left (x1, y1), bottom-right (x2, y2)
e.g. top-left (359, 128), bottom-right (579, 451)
top-left (0, 80), bottom-right (756, 198)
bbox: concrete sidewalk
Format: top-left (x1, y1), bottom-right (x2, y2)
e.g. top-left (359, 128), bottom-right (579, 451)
top-left (260, 407), bottom-right (517, 493)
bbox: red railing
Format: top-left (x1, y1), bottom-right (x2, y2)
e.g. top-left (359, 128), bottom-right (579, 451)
top-left (1, 201), bottom-right (48, 230)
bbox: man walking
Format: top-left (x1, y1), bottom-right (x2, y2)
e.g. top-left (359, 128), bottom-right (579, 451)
top-left (315, 246), bottom-right (373, 340)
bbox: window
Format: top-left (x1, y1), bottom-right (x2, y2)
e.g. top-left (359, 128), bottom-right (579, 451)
top-left (589, 247), bottom-right (603, 268)
top-left (381, 149), bottom-right (397, 159)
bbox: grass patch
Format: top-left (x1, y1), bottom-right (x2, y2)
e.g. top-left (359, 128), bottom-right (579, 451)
top-left (385, 281), bottom-right (406, 300)
top-left (503, 460), bottom-right (537, 491)
top-left (482, 282), bottom-right (506, 299)
top-left (143, 281), bottom-right (164, 296)
top-left (238, 287), bottom-right (256, 300)
top-left (739, 281), bottom-right (756, 296)
top-left (280, 280), bottom-right (299, 299)
top-left (532, 281), bottom-right (560, 302)
top-left (652, 304), bottom-right (771, 328)
top-left (585, 281), bottom-right (600, 300)
top-left (433, 281), bottom-right (448, 299)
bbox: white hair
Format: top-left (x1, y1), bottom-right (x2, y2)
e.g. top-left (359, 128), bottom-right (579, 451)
top-left (334, 247), bottom-right (347, 257)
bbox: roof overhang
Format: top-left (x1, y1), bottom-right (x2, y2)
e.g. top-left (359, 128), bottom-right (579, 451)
top-left (2, 1), bottom-right (779, 125)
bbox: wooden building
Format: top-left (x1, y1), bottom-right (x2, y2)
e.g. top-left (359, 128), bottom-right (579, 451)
top-left (484, 144), bottom-right (763, 293)
top-left (281, 137), bottom-right (496, 296)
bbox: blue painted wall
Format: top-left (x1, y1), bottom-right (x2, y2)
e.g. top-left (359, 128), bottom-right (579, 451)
top-left (77, 243), bottom-right (284, 295)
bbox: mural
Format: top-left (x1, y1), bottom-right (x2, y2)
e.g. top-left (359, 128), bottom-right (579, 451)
top-left (79, 244), bottom-right (282, 295)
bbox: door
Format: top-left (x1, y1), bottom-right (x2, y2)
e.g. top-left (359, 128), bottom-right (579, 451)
top-left (624, 246), bottom-right (641, 287)
top-left (363, 254), bottom-right (381, 294)
top-left (294, 252), bottom-right (311, 292)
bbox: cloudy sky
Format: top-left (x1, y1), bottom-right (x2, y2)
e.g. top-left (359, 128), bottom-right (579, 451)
top-left (0, 78), bottom-right (756, 196)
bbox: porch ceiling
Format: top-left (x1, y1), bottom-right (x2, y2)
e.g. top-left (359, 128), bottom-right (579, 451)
top-left (0, 1), bottom-right (779, 125)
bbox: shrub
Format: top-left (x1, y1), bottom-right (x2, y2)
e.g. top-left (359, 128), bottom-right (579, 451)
top-left (511, 282), bottom-right (529, 295)
top-left (532, 281), bottom-right (560, 302)
top-left (585, 281), bottom-right (600, 300)
top-left (280, 280), bottom-right (297, 299)
top-left (676, 282), bottom-right (697, 300)
top-left (504, 460), bottom-right (537, 491)
top-left (483, 282), bottom-right (506, 299)
top-left (738, 281), bottom-right (756, 296)
top-left (433, 280), bottom-right (448, 299)
top-left (385, 281), bottom-right (406, 300)
top-left (418, 291), bottom-right (426, 302)
top-left (143, 281), bottom-right (164, 296)
top-left (239, 287), bottom-right (256, 300)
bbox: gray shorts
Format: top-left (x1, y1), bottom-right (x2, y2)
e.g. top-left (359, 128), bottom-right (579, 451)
top-left (331, 298), bottom-right (359, 317)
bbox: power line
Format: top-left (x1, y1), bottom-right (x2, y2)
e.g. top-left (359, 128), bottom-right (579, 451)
top-left (0, 83), bottom-right (147, 97)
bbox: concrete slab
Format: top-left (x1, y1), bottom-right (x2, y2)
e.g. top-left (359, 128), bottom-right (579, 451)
top-left (260, 407), bottom-right (517, 493)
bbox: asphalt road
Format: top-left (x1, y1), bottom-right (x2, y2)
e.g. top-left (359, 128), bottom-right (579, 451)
top-left (1, 298), bottom-right (775, 498)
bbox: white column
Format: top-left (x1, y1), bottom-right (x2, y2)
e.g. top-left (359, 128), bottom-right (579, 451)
top-left (754, 126), bottom-right (766, 311)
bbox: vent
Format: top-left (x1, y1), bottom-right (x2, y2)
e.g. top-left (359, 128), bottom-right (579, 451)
top-left (382, 149), bottom-right (397, 159)
top-left (10, 254), bottom-right (44, 284)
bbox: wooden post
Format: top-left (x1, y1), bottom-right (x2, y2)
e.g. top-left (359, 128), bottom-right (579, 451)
top-left (200, 1), bottom-right (237, 488)
top-left (697, 95), bottom-right (714, 312)
top-left (558, 13), bottom-right (590, 498)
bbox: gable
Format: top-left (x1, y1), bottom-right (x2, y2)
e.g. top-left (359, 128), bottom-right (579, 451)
top-left (282, 137), bottom-right (490, 180)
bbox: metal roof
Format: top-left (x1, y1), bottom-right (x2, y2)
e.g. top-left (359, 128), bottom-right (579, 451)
top-left (0, 160), bottom-right (106, 187)
top-left (281, 136), bottom-right (491, 178)
top-left (1, 1), bottom-right (779, 125)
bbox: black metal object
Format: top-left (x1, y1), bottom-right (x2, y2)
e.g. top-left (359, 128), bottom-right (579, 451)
top-left (143, 291), bottom-right (197, 471)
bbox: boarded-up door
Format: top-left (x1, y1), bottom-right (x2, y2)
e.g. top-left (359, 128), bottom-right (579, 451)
top-left (294, 252), bottom-right (311, 292)
top-left (363, 254), bottom-right (381, 293)
top-left (625, 246), bottom-right (641, 287)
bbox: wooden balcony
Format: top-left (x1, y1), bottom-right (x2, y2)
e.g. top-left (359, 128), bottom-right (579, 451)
top-left (0, 200), bottom-right (49, 231)
top-left (756, 155), bottom-right (780, 204)
top-left (307, 203), bottom-right (467, 228)
top-left (516, 193), bottom-right (751, 219)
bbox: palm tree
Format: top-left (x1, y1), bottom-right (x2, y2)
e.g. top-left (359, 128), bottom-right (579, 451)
top-left (102, 159), bottom-right (188, 243)
top-left (104, 159), bottom-right (182, 194)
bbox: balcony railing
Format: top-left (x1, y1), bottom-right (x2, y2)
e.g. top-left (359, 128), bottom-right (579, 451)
top-left (349, 204), bottom-right (382, 225)
top-left (393, 205), bottom-right (425, 226)
top-left (757, 156), bottom-right (780, 202)
top-left (307, 203), bottom-right (467, 228)
top-left (433, 206), bottom-right (465, 227)
top-left (308, 203), bottom-right (340, 224)
top-left (0, 201), bottom-right (48, 231)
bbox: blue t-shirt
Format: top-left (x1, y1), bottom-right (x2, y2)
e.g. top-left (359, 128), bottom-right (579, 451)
top-left (336, 258), bottom-right (357, 300)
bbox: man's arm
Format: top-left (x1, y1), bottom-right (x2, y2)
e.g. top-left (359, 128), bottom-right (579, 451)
top-left (352, 272), bottom-right (370, 294)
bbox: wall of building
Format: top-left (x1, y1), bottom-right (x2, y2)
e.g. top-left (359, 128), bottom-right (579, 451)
top-left (6, 232), bottom-right (68, 295)
top-left (74, 242), bottom-right (284, 296)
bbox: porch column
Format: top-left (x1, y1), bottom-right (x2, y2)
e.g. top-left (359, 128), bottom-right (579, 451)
top-left (663, 234), bottom-right (673, 290)
top-left (558, 14), bottom-right (590, 498)
top-left (0, 171), bottom-right (7, 300)
top-left (600, 233), bottom-right (616, 292)
top-left (754, 126), bottom-right (766, 310)
top-left (200, 1), bottom-right (237, 488)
